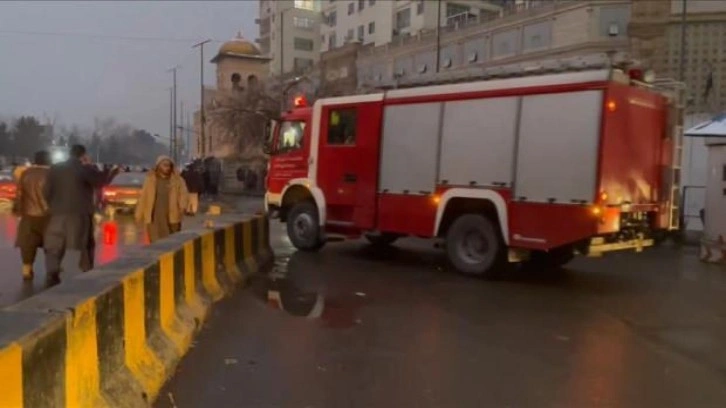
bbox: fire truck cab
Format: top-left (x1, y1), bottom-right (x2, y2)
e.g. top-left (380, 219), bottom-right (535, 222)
top-left (265, 55), bottom-right (684, 278)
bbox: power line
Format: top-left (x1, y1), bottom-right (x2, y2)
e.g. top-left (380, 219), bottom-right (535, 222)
top-left (0, 29), bottom-right (223, 43)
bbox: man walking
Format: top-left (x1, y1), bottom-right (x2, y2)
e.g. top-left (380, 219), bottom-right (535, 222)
top-left (43, 144), bottom-right (119, 286)
top-left (135, 156), bottom-right (188, 243)
top-left (13, 150), bottom-right (51, 281)
top-left (181, 161), bottom-right (203, 215)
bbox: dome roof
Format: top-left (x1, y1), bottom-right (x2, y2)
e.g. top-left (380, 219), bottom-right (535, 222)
top-left (218, 33), bottom-right (260, 56)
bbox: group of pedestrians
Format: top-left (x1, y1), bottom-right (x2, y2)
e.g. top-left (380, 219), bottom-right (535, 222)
top-left (12, 145), bottom-right (190, 287)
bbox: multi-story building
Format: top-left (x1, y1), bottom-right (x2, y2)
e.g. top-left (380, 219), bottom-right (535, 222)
top-left (320, 0), bottom-right (507, 52)
top-left (257, 0), bottom-right (322, 75)
top-left (354, 0), bottom-right (631, 89)
top-left (664, 0), bottom-right (726, 113)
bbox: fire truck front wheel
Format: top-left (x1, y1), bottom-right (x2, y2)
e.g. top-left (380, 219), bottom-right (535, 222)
top-left (446, 214), bottom-right (506, 279)
top-left (286, 201), bottom-right (325, 251)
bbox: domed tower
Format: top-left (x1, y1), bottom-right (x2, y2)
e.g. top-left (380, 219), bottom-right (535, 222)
top-left (211, 33), bottom-right (271, 92)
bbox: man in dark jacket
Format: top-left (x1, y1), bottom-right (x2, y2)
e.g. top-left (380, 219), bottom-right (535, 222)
top-left (181, 162), bottom-right (203, 215)
top-left (43, 144), bottom-right (119, 286)
top-left (13, 150), bottom-right (51, 281)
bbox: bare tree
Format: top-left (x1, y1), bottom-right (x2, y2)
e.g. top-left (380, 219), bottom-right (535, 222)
top-left (208, 84), bottom-right (280, 157)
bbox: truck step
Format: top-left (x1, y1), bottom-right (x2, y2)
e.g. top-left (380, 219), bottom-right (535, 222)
top-left (325, 234), bottom-right (346, 242)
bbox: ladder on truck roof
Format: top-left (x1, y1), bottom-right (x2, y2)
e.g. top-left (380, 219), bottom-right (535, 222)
top-left (386, 53), bottom-right (632, 88)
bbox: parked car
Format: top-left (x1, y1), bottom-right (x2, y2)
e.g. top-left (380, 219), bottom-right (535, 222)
top-left (102, 171), bottom-right (145, 215)
top-left (0, 170), bottom-right (16, 201)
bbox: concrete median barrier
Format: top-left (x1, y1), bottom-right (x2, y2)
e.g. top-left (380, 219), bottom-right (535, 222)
top-left (0, 214), bottom-right (272, 407)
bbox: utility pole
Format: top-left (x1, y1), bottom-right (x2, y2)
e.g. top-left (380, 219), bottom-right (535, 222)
top-left (679, 0), bottom-right (688, 82)
top-left (435, 0), bottom-right (442, 73)
top-left (178, 101), bottom-right (184, 163)
top-left (167, 66), bottom-right (179, 158)
top-left (173, 67), bottom-right (177, 162)
top-left (168, 87), bottom-right (173, 158)
top-left (192, 39), bottom-right (211, 158)
top-left (279, 9), bottom-right (285, 110)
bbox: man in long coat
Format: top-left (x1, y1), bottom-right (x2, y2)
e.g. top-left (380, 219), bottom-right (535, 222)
top-left (43, 144), bottom-right (119, 286)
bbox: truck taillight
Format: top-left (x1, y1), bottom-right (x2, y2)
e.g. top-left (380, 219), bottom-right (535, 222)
top-left (591, 191), bottom-right (609, 218)
top-left (103, 189), bottom-right (116, 197)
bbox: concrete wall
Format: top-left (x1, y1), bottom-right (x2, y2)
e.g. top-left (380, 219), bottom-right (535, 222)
top-left (0, 215), bottom-right (272, 407)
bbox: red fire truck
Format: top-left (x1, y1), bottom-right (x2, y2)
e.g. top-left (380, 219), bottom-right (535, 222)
top-left (264, 56), bottom-right (684, 278)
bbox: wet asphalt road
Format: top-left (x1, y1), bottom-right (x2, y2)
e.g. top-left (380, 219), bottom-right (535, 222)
top-left (0, 209), bottom-right (147, 308)
top-left (0, 197), bottom-right (263, 308)
top-left (157, 224), bottom-right (726, 408)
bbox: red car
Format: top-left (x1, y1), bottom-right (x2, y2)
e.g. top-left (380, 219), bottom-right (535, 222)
top-left (0, 171), bottom-right (16, 201)
top-left (102, 171), bottom-right (145, 215)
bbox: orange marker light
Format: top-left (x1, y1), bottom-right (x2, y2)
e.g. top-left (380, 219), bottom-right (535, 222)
top-left (432, 195), bottom-right (440, 205)
top-left (606, 100), bottom-right (617, 112)
top-left (600, 191), bottom-right (608, 202)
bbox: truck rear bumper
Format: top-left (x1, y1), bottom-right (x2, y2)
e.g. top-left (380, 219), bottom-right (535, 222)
top-left (585, 235), bottom-right (654, 257)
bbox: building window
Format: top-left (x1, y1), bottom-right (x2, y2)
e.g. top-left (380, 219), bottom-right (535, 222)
top-left (294, 37), bottom-right (314, 51)
top-left (293, 16), bottom-right (316, 29)
top-left (369, 0), bottom-right (375, 5)
top-left (417, 0), bottom-right (424, 15)
top-left (368, 21), bottom-right (375, 34)
top-left (446, 3), bottom-right (469, 18)
top-left (396, 8), bottom-right (411, 30)
top-left (328, 34), bottom-right (337, 49)
top-left (326, 10), bottom-right (337, 26)
top-left (358, 0), bottom-right (365, 11)
top-left (348, 2), bottom-right (355, 15)
top-left (327, 109), bottom-right (357, 145)
top-left (294, 57), bottom-right (314, 72)
top-left (358, 25), bottom-right (364, 40)
top-left (294, 0), bottom-right (317, 11)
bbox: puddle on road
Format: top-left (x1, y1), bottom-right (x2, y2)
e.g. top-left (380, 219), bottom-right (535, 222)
top-left (250, 249), bottom-right (367, 329)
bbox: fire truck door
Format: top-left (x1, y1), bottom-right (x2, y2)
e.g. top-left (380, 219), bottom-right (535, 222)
top-left (317, 102), bottom-right (382, 229)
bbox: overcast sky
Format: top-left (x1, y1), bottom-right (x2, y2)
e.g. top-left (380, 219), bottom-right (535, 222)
top-left (0, 0), bottom-right (257, 137)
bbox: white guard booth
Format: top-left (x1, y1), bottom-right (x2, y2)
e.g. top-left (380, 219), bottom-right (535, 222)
top-left (685, 113), bottom-right (726, 263)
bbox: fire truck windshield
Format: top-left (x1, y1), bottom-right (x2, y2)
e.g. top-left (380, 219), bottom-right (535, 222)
top-left (276, 121), bottom-right (305, 154)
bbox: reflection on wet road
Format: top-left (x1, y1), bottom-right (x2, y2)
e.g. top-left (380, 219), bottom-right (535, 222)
top-left (158, 225), bottom-right (726, 407)
top-left (0, 212), bottom-right (146, 308)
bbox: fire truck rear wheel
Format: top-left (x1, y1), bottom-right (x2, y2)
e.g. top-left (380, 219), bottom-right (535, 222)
top-left (446, 214), bottom-right (505, 279)
top-left (287, 201), bottom-right (325, 252)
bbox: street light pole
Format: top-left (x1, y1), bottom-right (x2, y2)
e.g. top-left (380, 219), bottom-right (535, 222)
top-left (192, 39), bottom-right (211, 158)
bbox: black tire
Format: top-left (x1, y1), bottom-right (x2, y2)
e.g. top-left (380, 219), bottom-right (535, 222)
top-left (446, 214), bottom-right (506, 279)
top-left (286, 201), bottom-right (325, 251)
top-left (525, 246), bottom-right (574, 270)
top-left (364, 232), bottom-right (399, 247)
